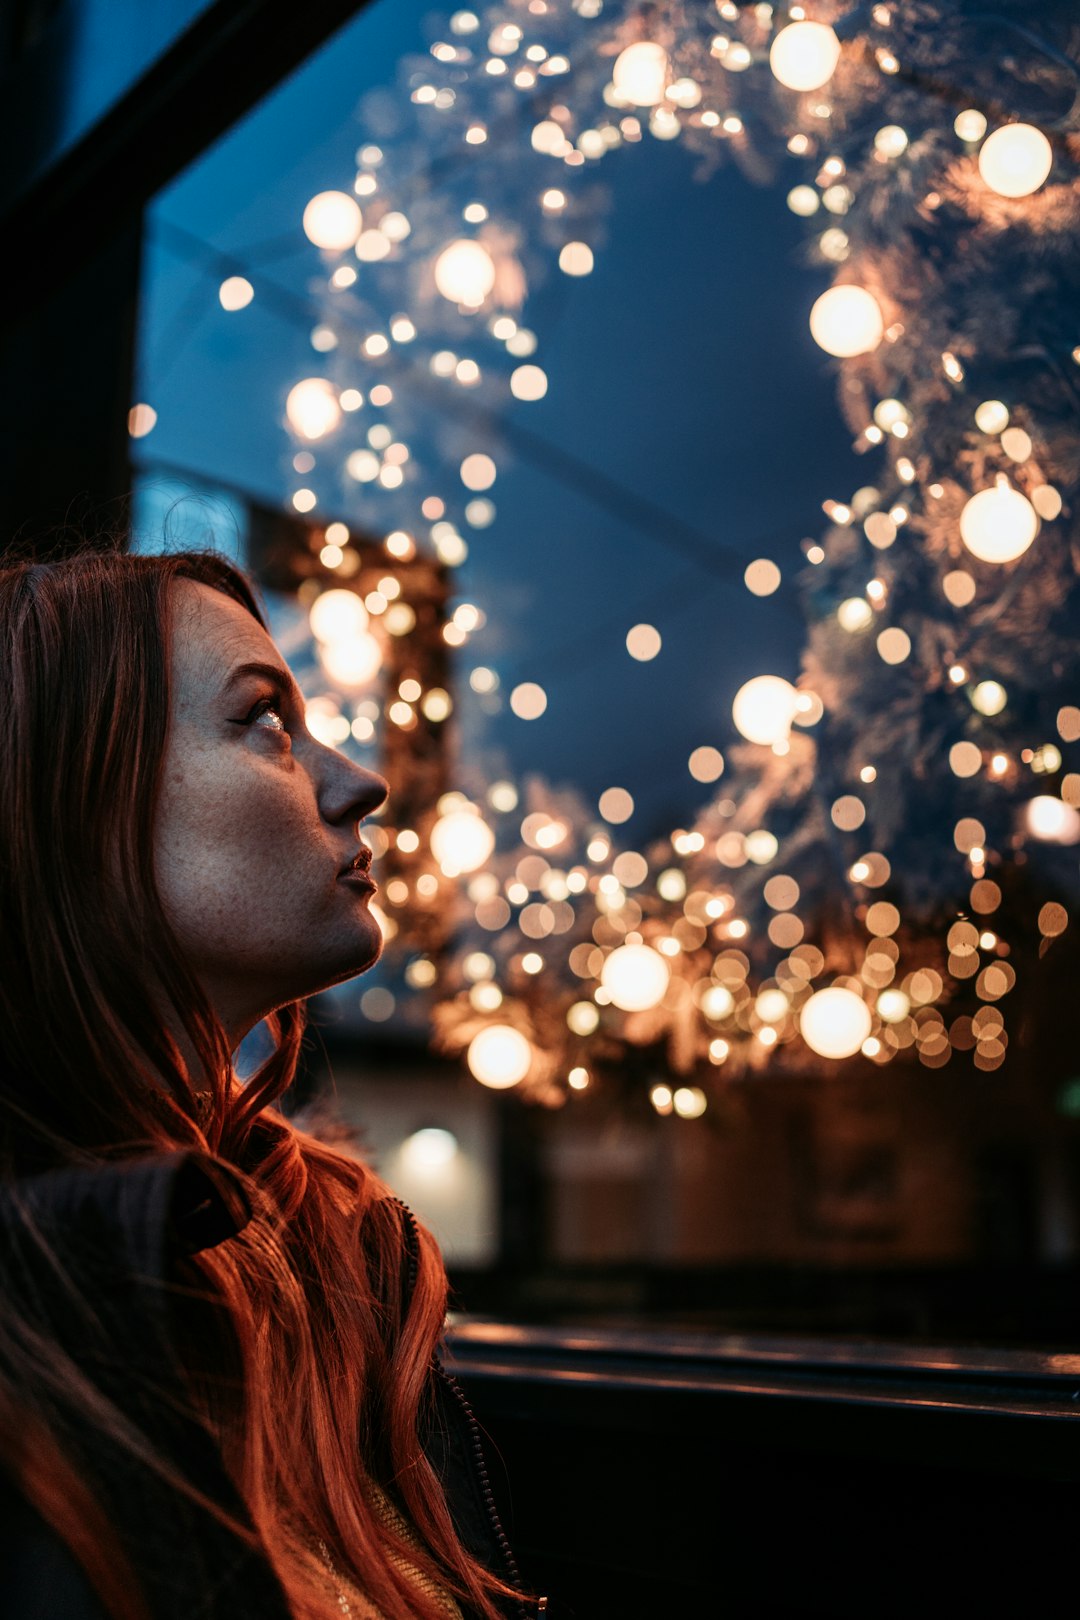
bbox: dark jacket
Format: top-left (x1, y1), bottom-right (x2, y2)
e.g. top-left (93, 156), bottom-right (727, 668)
top-left (0, 1150), bottom-right (544, 1619)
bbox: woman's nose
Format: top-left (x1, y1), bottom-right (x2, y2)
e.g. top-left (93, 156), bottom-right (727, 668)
top-left (320, 748), bottom-right (389, 826)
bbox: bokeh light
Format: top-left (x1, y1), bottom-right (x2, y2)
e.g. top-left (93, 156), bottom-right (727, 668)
top-left (303, 190), bottom-right (362, 250)
top-left (434, 238), bottom-right (496, 306)
top-left (799, 986), bottom-right (872, 1059)
top-left (978, 123), bottom-right (1053, 198)
top-left (467, 1025), bottom-right (532, 1087)
top-left (601, 943), bottom-right (670, 1010)
top-left (769, 21), bottom-right (841, 91)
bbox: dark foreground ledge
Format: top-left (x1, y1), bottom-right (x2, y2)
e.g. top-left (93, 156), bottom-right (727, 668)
top-left (443, 1319), bottom-right (1080, 1618)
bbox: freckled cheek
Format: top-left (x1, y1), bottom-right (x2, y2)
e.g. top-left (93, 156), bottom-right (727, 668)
top-left (200, 776), bottom-right (327, 895)
top-left (157, 747), bottom-right (333, 917)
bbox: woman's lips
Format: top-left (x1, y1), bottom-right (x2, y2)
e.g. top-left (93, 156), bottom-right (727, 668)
top-left (339, 869), bottom-right (377, 893)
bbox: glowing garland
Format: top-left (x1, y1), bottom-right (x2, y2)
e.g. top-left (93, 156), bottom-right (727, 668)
top-left (254, 0), bottom-right (1080, 1106)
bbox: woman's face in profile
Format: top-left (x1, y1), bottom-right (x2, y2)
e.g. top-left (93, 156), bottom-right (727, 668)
top-left (154, 579), bottom-right (388, 1040)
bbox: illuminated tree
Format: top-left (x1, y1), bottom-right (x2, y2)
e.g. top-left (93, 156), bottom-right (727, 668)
top-left (263, 0), bottom-right (1080, 1104)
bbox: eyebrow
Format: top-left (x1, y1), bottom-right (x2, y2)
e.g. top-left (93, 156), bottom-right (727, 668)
top-left (222, 659), bottom-right (305, 708)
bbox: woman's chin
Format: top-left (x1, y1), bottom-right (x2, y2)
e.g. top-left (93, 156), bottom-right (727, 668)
top-left (332, 929), bottom-right (385, 987)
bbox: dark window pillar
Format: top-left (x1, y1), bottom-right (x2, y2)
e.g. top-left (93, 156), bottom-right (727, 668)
top-left (0, 217), bottom-right (140, 550)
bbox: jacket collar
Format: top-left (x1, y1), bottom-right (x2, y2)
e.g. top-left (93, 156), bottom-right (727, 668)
top-left (0, 1149), bottom-right (254, 1274)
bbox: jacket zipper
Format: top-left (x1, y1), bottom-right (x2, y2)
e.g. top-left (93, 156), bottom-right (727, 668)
top-left (433, 1357), bottom-right (544, 1620)
top-left (394, 1194), bottom-right (420, 1312)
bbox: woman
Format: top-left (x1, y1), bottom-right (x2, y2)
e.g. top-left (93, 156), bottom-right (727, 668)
top-left (0, 543), bottom-right (547, 1620)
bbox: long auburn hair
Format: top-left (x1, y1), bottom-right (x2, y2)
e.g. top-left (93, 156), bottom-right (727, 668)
top-left (0, 541), bottom-right (517, 1620)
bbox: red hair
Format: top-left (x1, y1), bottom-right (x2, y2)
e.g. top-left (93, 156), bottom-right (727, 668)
top-left (0, 541), bottom-right (519, 1620)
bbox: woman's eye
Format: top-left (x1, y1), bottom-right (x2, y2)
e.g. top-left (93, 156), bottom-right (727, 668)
top-left (250, 699), bottom-right (288, 734)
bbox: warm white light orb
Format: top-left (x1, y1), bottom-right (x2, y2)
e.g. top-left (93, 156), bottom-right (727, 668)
top-left (128, 404), bottom-right (157, 438)
top-left (531, 119), bottom-right (566, 154)
top-left (949, 741), bottom-right (982, 779)
top-left (667, 77), bottom-right (701, 109)
top-left (972, 680), bottom-right (1007, 716)
top-left (954, 108), bottom-right (987, 143)
top-left (876, 989), bottom-right (910, 1024)
top-left (600, 943), bottom-right (670, 1011)
top-left (978, 123), bottom-right (1053, 199)
top-left (769, 21), bottom-right (841, 92)
top-left (467, 1025), bottom-right (532, 1088)
top-left (876, 627), bottom-right (911, 666)
top-left (745, 829), bottom-right (779, 864)
top-left (302, 191), bottom-right (363, 251)
top-left (509, 365), bottom-right (548, 401)
top-left (701, 985), bottom-right (735, 1021)
top-left (559, 241), bottom-right (595, 277)
top-left (460, 453), bottom-right (496, 490)
top-left (286, 377), bottom-right (341, 441)
top-left (732, 675), bottom-right (799, 745)
top-left (974, 399), bottom-right (1009, 435)
top-left (960, 481), bottom-right (1038, 564)
top-left (874, 125), bottom-right (909, 158)
top-left (1026, 795), bottom-right (1080, 845)
top-left (873, 397), bottom-right (910, 431)
top-left (219, 276), bottom-right (254, 311)
top-left (510, 681), bottom-right (547, 719)
top-left (838, 597), bottom-right (873, 632)
top-left (799, 986), bottom-right (872, 1059)
top-left (787, 184), bottom-right (820, 217)
top-left (434, 239), bottom-right (496, 307)
top-left (755, 988), bottom-right (790, 1024)
top-left (612, 41), bottom-right (668, 107)
top-left (318, 631), bottom-right (382, 689)
top-left (809, 285), bottom-right (885, 357)
top-left (430, 809), bottom-right (495, 875)
top-left (309, 588), bottom-right (369, 643)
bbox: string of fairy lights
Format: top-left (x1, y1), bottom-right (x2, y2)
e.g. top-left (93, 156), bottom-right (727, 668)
top-left (135, 1), bottom-right (1080, 1111)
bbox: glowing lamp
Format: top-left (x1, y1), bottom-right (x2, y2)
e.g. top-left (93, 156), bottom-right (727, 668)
top-left (434, 239), bottom-right (496, 307)
top-left (302, 191), bottom-right (363, 251)
top-left (732, 675), bottom-right (799, 745)
top-left (1026, 796), bottom-right (1080, 845)
top-left (401, 1127), bottom-right (458, 1171)
top-left (809, 285), bottom-right (884, 357)
top-left (466, 1025), bottom-right (532, 1088)
top-left (611, 41), bottom-right (668, 106)
top-left (309, 589), bottom-right (368, 643)
top-left (768, 21), bottom-right (840, 92)
top-left (430, 808), bottom-right (495, 875)
top-left (799, 986), bottom-right (871, 1059)
top-left (318, 631), bottom-right (381, 690)
top-left (600, 943), bottom-right (670, 1011)
top-left (978, 124), bottom-right (1053, 199)
top-left (959, 480), bottom-right (1038, 564)
top-left (285, 378), bottom-right (341, 441)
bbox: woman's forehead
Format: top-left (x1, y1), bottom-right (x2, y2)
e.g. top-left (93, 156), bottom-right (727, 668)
top-left (170, 579), bottom-right (278, 686)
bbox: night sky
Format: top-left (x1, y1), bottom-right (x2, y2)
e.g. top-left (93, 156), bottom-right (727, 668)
top-left (133, 0), bottom-right (870, 848)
